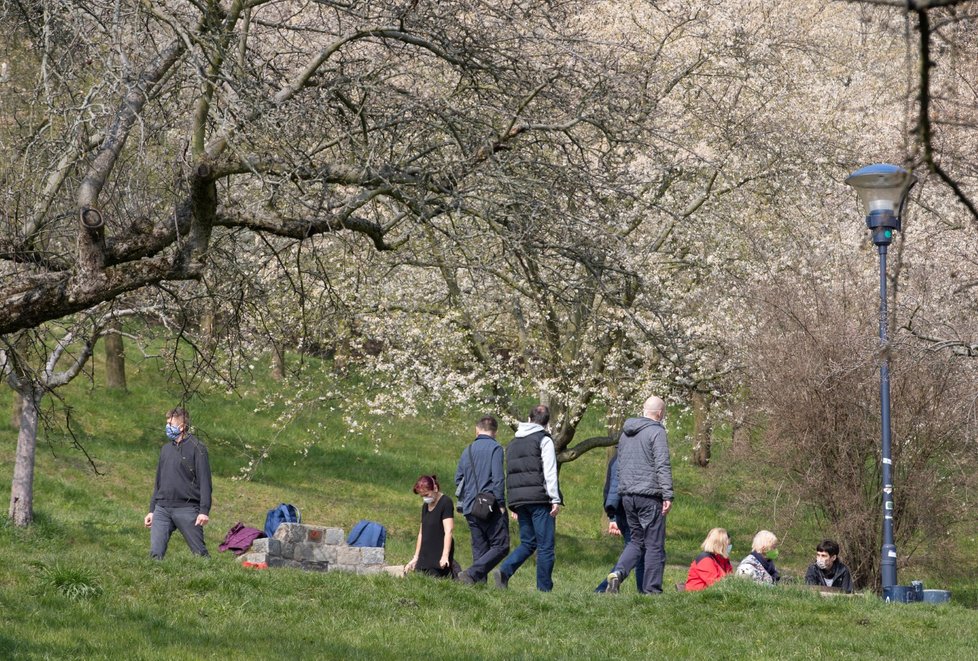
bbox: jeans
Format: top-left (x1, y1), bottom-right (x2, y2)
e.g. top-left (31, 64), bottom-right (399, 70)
top-left (464, 508), bottom-right (510, 582)
top-left (612, 494), bottom-right (666, 594)
top-left (595, 507), bottom-right (645, 593)
top-left (150, 505), bottom-right (208, 559)
top-left (498, 504), bottom-right (556, 592)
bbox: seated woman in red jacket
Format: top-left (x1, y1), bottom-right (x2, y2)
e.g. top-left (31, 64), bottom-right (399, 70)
top-left (685, 528), bottom-right (734, 591)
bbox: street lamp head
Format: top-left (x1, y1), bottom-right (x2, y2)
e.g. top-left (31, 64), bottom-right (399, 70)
top-left (845, 164), bottom-right (917, 246)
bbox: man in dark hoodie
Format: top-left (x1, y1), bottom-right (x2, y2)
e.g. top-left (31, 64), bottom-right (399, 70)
top-left (144, 407), bottom-right (212, 559)
top-left (605, 395), bottom-right (673, 595)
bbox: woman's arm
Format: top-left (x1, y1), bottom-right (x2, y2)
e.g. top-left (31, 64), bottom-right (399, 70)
top-left (440, 516), bottom-right (454, 568)
top-left (405, 524), bottom-right (423, 571)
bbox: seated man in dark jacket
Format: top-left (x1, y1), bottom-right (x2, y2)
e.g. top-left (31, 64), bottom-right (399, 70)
top-left (804, 539), bottom-right (853, 593)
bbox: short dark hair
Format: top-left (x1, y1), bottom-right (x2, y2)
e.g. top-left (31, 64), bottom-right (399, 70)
top-left (529, 404), bottom-right (550, 426)
top-left (816, 539), bottom-right (840, 556)
top-left (476, 415), bottom-right (498, 434)
top-left (167, 407), bottom-right (190, 428)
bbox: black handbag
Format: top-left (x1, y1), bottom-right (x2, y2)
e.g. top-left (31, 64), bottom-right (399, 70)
top-left (467, 447), bottom-right (497, 520)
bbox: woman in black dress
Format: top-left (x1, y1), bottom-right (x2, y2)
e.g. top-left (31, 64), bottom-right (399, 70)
top-left (405, 475), bottom-right (455, 578)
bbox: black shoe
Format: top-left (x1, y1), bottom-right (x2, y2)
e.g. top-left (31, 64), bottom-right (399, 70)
top-left (458, 571), bottom-right (476, 586)
top-left (605, 572), bottom-right (621, 594)
top-left (492, 569), bottom-right (509, 589)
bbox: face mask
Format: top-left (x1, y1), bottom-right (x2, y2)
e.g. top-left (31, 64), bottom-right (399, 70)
top-left (165, 424), bottom-right (182, 441)
top-left (766, 548), bottom-right (779, 560)
top-left (422, 496), bottom-right (435, 504)
top-left (816, 558), bottom-right (830, 570)
top-left (726, 544), bottom-right (733, 556)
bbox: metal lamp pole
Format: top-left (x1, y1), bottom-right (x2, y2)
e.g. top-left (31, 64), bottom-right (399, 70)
top-left (845, 164), bottom-right (915, 593)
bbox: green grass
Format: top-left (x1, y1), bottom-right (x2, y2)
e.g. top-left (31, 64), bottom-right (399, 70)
top-left (2, 349), bottom-right (977, 659)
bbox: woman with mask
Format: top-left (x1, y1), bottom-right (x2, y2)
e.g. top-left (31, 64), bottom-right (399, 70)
top-left (735, 530), bottom-right (781, 585)
top-left (684, 528), bottom-right (734, 591)
top-left (405, 475), bottom-right (456, 578)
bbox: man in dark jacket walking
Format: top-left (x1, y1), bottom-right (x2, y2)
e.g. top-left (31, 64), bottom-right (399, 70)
top-left (606, 395), bottom-right (673, 594)
top-left (454, 415), bottom-right (509, 585)
top-left (492, 404), bottom-right (561, 592)
top-left (594, 450), bottom-right (644, 593)
top-left (144, 407), bottom-right (212, 559)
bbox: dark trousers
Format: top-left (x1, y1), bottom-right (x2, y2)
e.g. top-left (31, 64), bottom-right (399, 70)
top-left (150, 505), bottom-right (208, 559)
top-left (595, 507), bottom-right (645, 593)
top-left (464, 508), bottom-right (510, 582)
top-left (612, 494), bottom-right (666, 594)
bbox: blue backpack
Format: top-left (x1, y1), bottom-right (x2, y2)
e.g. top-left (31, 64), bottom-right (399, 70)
top-left (346, 520), bottom-right (386, 548)
top-left (264, 503), bottom-right (301, 538)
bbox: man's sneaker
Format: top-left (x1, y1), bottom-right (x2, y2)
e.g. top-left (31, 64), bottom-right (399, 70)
top-left (492, 569), bottom-right (509, 589)
top-left (605, 571), bottom-right (621, 594)
top-left (458, 571), bottom-right (476, 586)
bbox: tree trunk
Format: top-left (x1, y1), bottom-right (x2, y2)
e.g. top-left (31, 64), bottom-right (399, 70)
top-left (104, 322), bottom-right (127, 390)
top-left (9, 390), bottom-right (40, 526)
top-left (731, 398), bottom-right (749, 452)
top-left (271, 343), bottom-right (286, 381)
top-left (11, 391), bottom-right (23, 430)
top-left (692, 390), bottom-right (712, 467)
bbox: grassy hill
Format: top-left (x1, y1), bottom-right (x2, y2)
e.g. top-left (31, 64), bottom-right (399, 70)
top-left (2, 351), bottom-right (976, 659)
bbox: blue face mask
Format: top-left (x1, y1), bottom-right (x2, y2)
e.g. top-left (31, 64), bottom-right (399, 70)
top-left (165, 423), bottom-right (183, 441)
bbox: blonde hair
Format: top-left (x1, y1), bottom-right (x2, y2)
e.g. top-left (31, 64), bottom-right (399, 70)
top-left (701, 528), bottom-right (731, 557)
top-left (751, 530), bottom-right (779, 554)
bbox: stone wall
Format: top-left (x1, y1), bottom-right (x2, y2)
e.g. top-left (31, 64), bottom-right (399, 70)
top-left (239, 522), bottom-right (399, 575)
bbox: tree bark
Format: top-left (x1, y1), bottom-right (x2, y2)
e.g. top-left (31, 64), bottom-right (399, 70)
top-left (8, 390), bottom-right (40, 526)
top-left (692, 389), bottom-right (712, 467)
top-left (11, 392), bottom-right (23, 430)
top-left (104, 322), bottom-right (127, 391)
top-left (271, 343), bottom-right (286, 381)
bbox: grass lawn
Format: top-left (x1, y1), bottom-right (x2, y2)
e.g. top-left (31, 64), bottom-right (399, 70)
top-left (2, 351), bottom-right (976, 659)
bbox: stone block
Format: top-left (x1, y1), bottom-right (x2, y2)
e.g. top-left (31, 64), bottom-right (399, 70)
top-left (324, 528), bottom-right (345, 545)
top-left (249, 538), bottom-right (282, 556)
top-left (295, 543), bottom-right (331, 563)
top-left (384, 565), bottom-right (406, 578)
top-left (361, 547), bottom-right (385, 565)
top-left (357, 565), bottom-right (383, 576)
top-left (302, 561), bottom-right (330, 573)
top-left (305, 526), bottom-right (326, 544)
top-left (273, 523), bottom-right (306, 543)
top-left (239, 552), bottom-right (268, 565)
top-left (324, 547), bottom-right (338, 564)
top-left (331, 564), bottom-right (356, 574)
top-left (281, 542), bottom-right (296, 559)
top-left (337, 546), bottom-right (362, 565)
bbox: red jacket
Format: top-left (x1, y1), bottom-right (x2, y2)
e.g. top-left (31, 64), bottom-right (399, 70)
top-left (685, 552), bottom-right (733, 591)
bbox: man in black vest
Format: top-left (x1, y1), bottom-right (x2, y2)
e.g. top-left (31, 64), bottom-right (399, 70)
top-left (606, 395), bottom-right (673, 594)
top-left (492, 404), bottom-right (562, 592)
top-left (454, 415), bottom-right (509, 585)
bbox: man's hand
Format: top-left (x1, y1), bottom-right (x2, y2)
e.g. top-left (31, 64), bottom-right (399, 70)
top-left (550, 503), bottom-right (561, 518)
top-left (608, 521), bottom-right (621, 536)
top-left (144, 513), bottom-right (153, 528)
top-left (662, 500), bottom-right (672, 515)
top-left (195, 513), bottom-right (210, 526)
top-left (439, 554), bottom-right (450, 569)
top-left (405, 557), bottom-right (418, 572)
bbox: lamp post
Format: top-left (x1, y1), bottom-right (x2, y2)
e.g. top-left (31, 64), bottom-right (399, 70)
top-left (844, 163), bottom-right (916, 592)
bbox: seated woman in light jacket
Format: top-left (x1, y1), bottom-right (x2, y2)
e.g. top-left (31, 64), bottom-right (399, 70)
top-left (685, 528), bottom-right (733, 591)
top-left (735, 530), bottom-right (780, 585)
